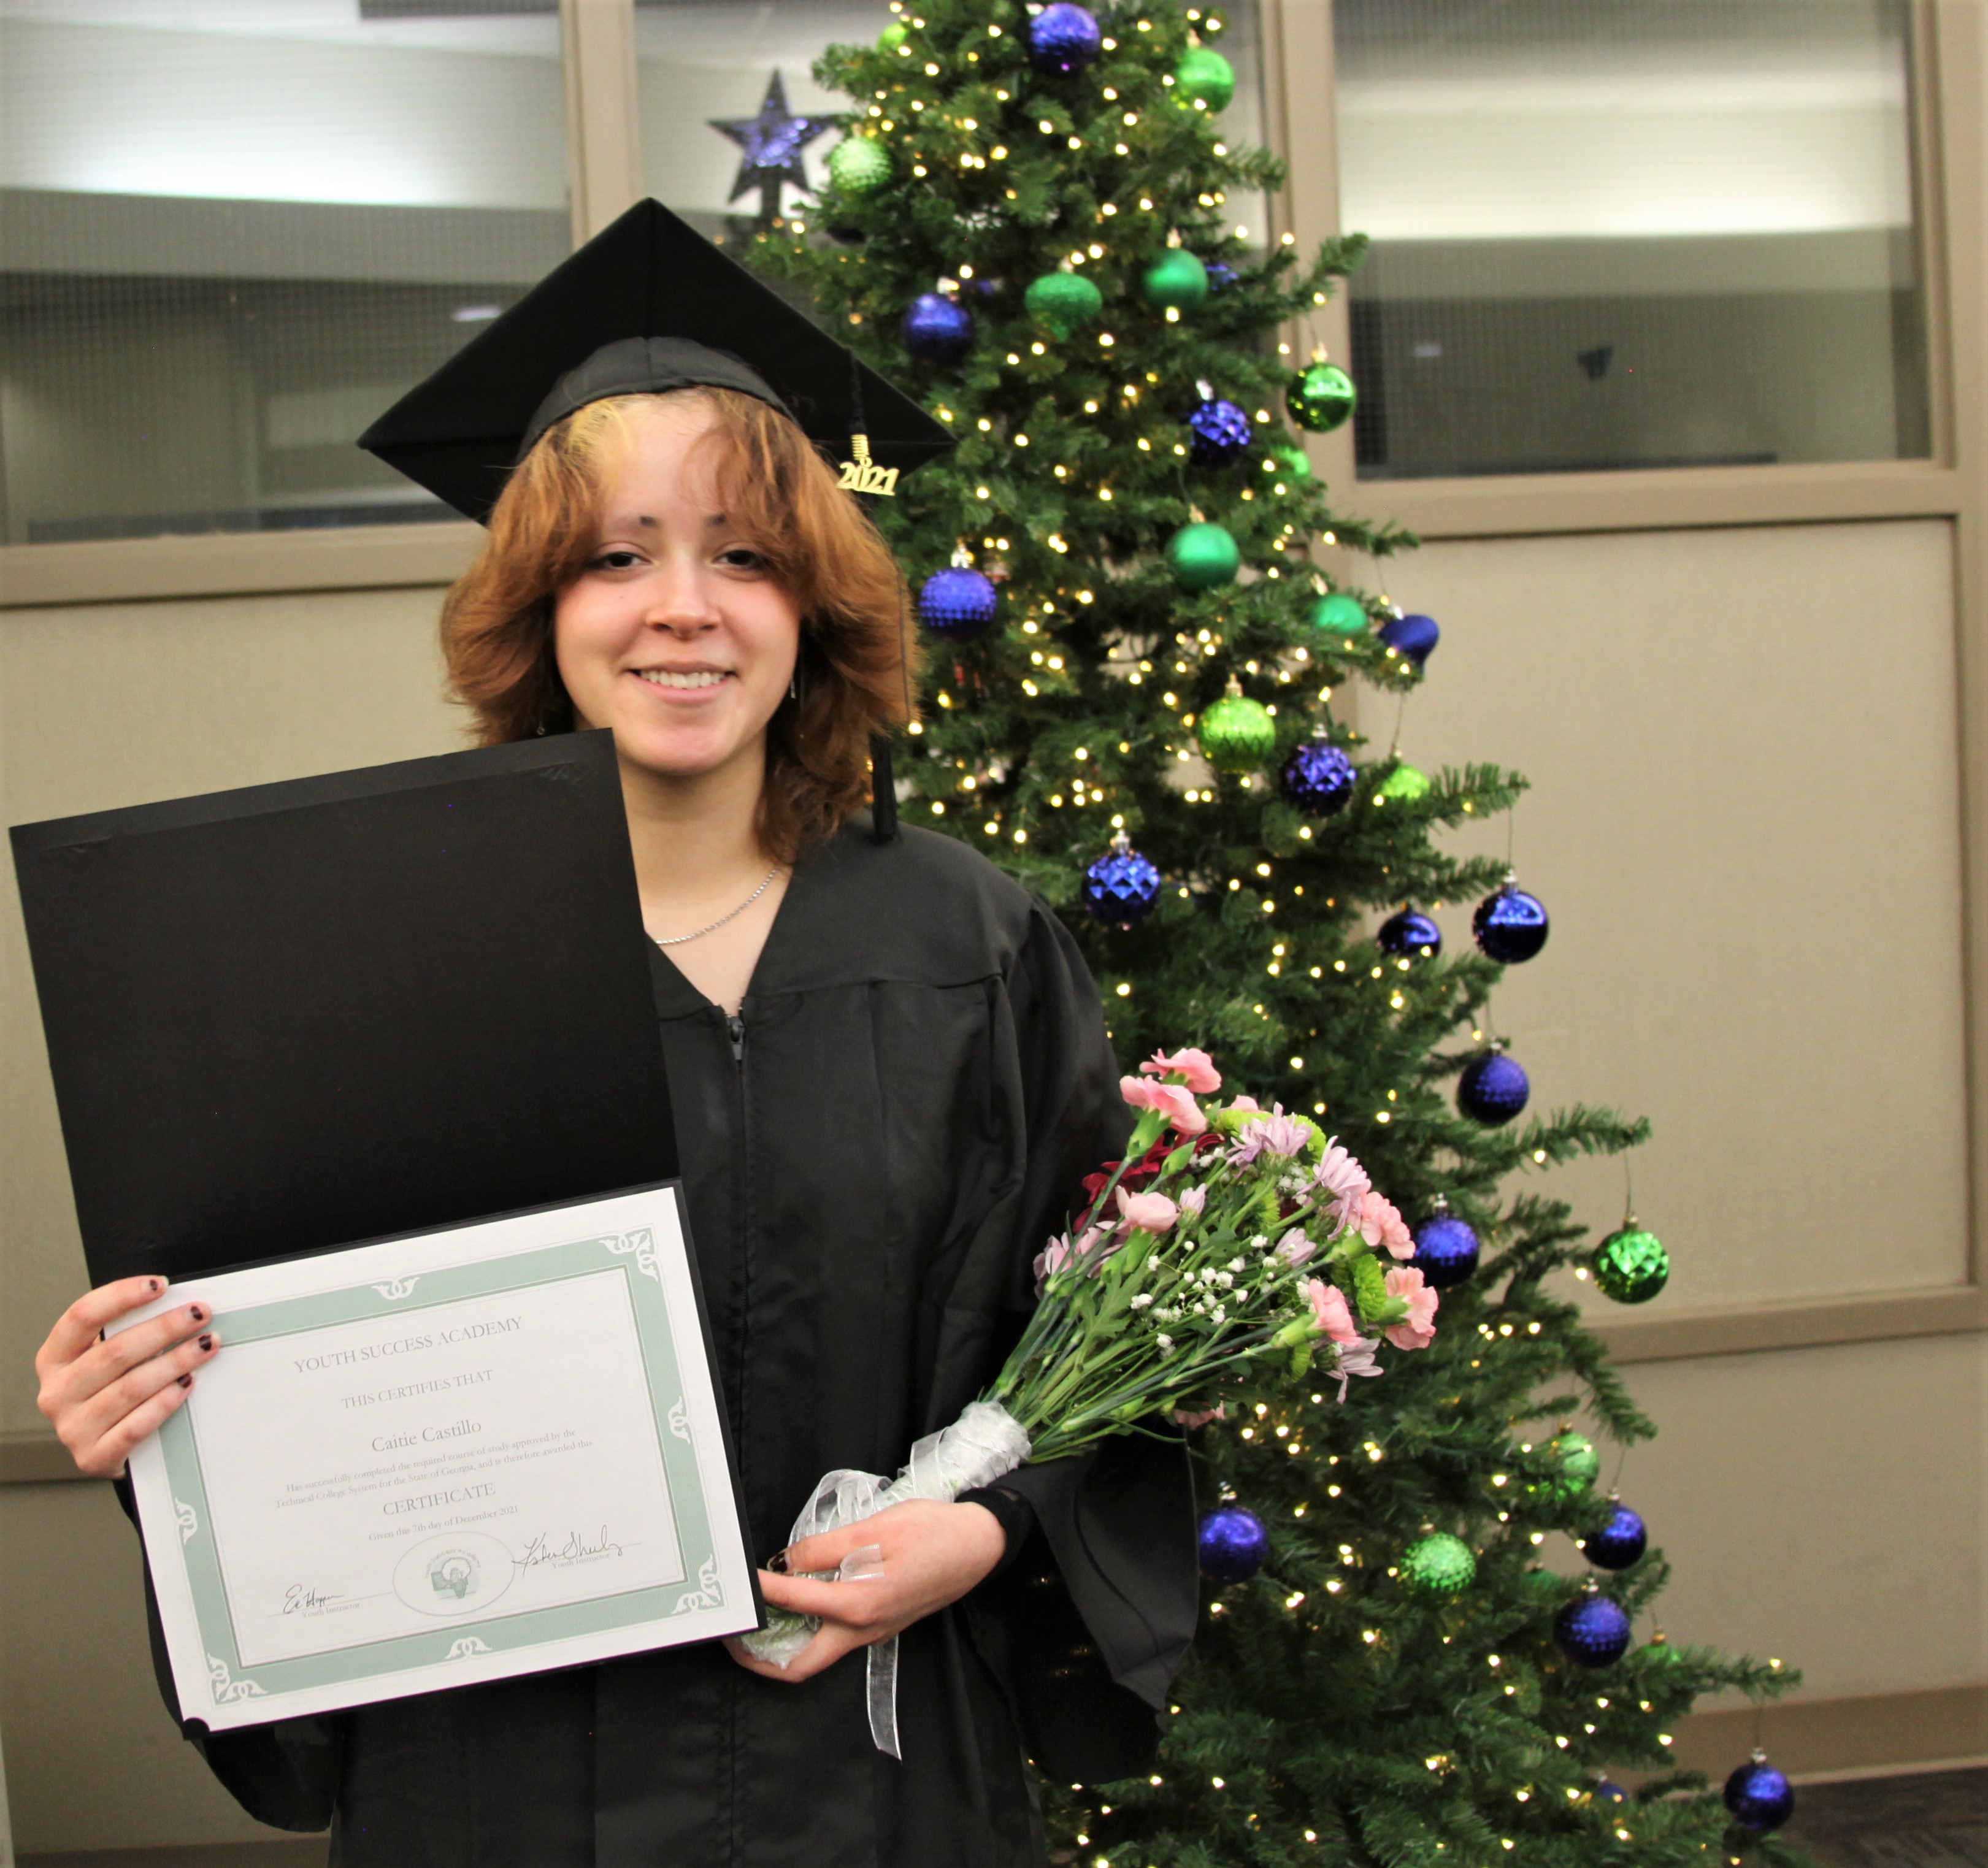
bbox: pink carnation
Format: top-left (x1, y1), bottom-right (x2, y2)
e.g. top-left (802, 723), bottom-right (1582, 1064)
top-left (1119, 1076), bottom-right (1208, 1136)
top-left (1115, 1187), bottom-right (1179, 1234)
top-left (1032, 1236), bottom-right (1074, 1288)
top-left (1303, 1278), bottom-right (1363, 1344)
top-left (1172, 1402), bottom-right (1227, 1429)
top-left (1032, 1225), bottom-right (1111, 1290)
top-left (1357, 1189), bottom-right (1416, 1260)
top-left (1140, 1047), bottom-right (1222, 1094)
top-left (1384, 1265), bottom-right (1440, 1350)
top-left (1226, 1095), bottom-right (1261, 1114)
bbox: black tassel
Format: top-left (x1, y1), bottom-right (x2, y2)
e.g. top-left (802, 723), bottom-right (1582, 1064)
top-left (869, 733), bottom-right (898, 843)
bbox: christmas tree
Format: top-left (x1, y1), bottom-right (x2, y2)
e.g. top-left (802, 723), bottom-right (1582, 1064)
top-left (752, 2), bottom-right (1802, 1861)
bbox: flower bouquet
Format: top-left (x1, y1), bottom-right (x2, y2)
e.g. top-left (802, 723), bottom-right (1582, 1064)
top-left (743, 1047), bottom-right (1440, 1753)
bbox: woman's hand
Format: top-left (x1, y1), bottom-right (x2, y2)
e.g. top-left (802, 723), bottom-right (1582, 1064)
top-left (726, 1498), bottom-right (1006, 1685)
top-left (35, 1277), bottom-right (221, 1479)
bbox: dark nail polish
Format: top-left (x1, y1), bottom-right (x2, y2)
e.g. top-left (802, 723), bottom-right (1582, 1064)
top-left (199, 1334), bottom-right (214, 1352)
top-left (768, 1550), bottom-right (789, 1574)
top-left (189, 1306), bottom-right (205, 1324)
top-left (177, 1374), bottom-right (192, 1388)
top-left (148, 1278), bottom-right (164, 1295)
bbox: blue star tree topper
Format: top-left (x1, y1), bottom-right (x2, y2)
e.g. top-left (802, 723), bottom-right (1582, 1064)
top-left (710, 72), bottom-right (835, 225)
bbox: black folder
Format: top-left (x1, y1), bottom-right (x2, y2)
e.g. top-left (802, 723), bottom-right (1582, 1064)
top-left (11, 732), bottom-right (675, 1286)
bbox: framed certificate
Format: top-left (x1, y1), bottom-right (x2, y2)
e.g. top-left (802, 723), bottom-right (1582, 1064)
top-left (113, 1185), bottom-right (759, 1730)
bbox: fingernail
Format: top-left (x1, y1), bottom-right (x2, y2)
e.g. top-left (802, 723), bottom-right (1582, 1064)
top-left (148, 1277), bottom-right (164, 1295)
top-left (768, 1550), bottom-right (790, 1574)
top-left (199, 1334), bottom-right (213, 1352)
top-left (177, 1375), bottom-right (192, 1388)
top-left (188, 1306), bottom-right (205, 1324)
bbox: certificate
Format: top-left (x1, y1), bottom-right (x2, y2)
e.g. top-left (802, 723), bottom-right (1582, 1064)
top-left (115, 1185), bottom-right (759, 1729)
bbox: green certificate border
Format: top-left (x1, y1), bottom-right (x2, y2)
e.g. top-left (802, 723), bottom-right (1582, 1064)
top-left (161, 1226), bottom-right (728, 1711)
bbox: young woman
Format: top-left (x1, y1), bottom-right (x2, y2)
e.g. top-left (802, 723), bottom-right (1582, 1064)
top-left (34, 204), bottom-right (1195, 1866)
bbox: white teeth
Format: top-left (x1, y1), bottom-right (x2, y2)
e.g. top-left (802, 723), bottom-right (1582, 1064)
top-left (636, 669), bottom-right (728, 689)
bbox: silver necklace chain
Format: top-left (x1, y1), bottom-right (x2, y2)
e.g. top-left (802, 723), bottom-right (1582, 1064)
top-left (650, 865), bottom-right (783, 947)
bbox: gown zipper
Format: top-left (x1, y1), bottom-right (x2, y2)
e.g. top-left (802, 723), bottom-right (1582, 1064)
top-left (721, 1001), bottom-right (750, 1864)
top-left (726, 1011), bottom-right (746, 1064)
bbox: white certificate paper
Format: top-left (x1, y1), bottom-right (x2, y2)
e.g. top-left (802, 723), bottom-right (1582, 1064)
top-left (116, 1185), bottom-right (758, 1729)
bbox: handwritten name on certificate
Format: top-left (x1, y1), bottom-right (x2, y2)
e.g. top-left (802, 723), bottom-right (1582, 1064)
top-left (116, 1186), bottom-right (758, 1728)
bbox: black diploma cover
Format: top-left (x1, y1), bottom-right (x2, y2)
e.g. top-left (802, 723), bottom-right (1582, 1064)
top-left (11, 732), bottom-right (677, 1285)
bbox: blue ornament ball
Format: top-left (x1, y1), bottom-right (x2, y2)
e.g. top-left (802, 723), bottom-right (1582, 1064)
top-left (1554, 1593), bottom-right (1632, 1668)
top-left (1205, 259), bottom-right (1239, 293)
top-left (1473, 886), bottom-right (1550, 963)
top-left (1724, 1755), bottom-right (1795, 1834)
top-left (1458, 1051), bottom-right (1530, 1125)
top-left (1593, 1780), bottom-right (1629, 1805)
top-left (901, 292), bottom-right (973, 365)
top-left (1186, 397), bottom-right (1253, 467)
top-left (1378, 611), bottom-right (1440, 667)
top-left (1199, 1504), bottom-right (1270, 1584)
top-left (1582, 1503), bottom-right (1649, 1571)
top-left (1279, 738), bottom-right (1356, 818)
top-left (1081, 840), bottom-right (1162, 928)
top-left (1027, 1), bottom-right (1102, 75)
top-left (916, 567), bottom-right (998, 640)
top-left (1377, 908), bottom-right (1442, 960)
top-left (1411, 1215), bottom-right (1480, 1290)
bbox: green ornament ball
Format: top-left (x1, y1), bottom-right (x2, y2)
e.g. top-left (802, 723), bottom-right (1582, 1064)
top-left (1552, 1431), bottom-right (1602, 1499)
top-left (826, 137), bottom-right (891, 197)
top-left (1140, 248), bottom-right (1210, 312)
top-left (1288, 359), bottom-right (1357, 433)
top-left (1401, 1532), bottom-right (1476, 1598)
top-left (1311, 591), bottom-right (1368, 637)
top-left (1024, 270), bottom-right (1105, 339)
top-left (878, 20), bottom-right (907, 50)
top-left (1198, 691), bottom-right (1278, 775)
top-left (1376, 762), bottom-right (1429, 801)
top-left (1272, 443), bottom-right (1313, 484)
top-left (1594, 1225), bottom-right (1670, 1304)
top-left (1165, 520), bottom-right (1239, 591)
top-left (1173, 45), bottom-right (1237, 110)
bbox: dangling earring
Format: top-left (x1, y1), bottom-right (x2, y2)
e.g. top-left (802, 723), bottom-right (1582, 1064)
top-left (788, 673), bottom-right (799, 702)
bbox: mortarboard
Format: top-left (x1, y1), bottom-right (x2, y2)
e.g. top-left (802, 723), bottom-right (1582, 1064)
top-left (358, 198), bottom-right (955, 524)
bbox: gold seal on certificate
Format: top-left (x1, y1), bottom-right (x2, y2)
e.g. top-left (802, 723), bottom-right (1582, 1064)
top-left (113, 1185), bottom-right (759, 1729)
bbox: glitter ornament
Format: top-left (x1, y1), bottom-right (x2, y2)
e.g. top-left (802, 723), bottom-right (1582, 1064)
top-left (1379, 611), bottom-right (1440, 667)
top-left (1027, 1), bottom-right (1102, 76)
top-left (901, 291), bottom-right (973, 365)
top-left (1724, 1751), bottom-right (1796, 1834)
top-left (1186, 396), bottom-right (1253, 467)
top-left (1024, 270), bottom-right (1103, 339)
top-left (1165, 519), bottom-right (1240, 591)
top-left (1197, 678), bottom-right (1277, 773)
top-left (826, 137), bottom-right (891, 196)
top-left (1288, 356), bottom-right (1357, 432)
top-left (1554, 1590), bottom-right (1632, 1667)
top-left (1457, 1049), bottom-right (1529, 1124)
top-left (1173, 45), bottom-right (1237, 110)
top-left (1550, 1430), bottom-right (1602, 1499)
top-left (1377, 908), bottom-right (1442, 959)
top-left (1376, 761), bottom-right (1430, 802)
top-left (1279, 733), bottom-right (1356, 817)
top-left (1582, 1499), bottom-right (1649, 1571)
top-left (916, 559), bottom-right (998, 640)
top-left (1311, 591), bottom-right (1367, 637)
top-left (1140, 249), bottom-right (1211, 311)
top-left (1400, 1531), bottom-right (1476, 1598)
top-left (1205, 259), bottom-right (1239, 293)
top-left (1594, 1222), bottom-right (1670, 1304)
top-left (1411, 1203), bottom-right (1479, 1290)
top-left (1473, 881), bottom-right (1550, 963)
top-left (1198, 1504), bottom-right (1270, 1583)
top-left (1081, 831), bottom-right (1162, 928)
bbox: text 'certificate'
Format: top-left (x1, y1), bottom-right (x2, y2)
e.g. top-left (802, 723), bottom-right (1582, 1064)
top-left (117, 1185), bottom-right (758, 1729)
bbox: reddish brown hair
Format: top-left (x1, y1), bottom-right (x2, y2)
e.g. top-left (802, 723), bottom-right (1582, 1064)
top-left (439, 386), bottom-right (918, 862)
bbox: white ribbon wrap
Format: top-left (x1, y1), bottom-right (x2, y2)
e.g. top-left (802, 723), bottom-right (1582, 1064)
top-left (738, 1399), bottom-right (1032, 1757)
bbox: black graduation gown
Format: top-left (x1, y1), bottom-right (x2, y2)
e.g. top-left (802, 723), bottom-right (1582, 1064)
top-left (139, 822), bottom-right (1199, 1866)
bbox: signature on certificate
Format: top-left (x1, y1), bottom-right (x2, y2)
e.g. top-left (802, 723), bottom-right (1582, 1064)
top-left (520, 1527), bottom-right (624, 1570)
top-left (282, 1583), bottom-right (343, 1615)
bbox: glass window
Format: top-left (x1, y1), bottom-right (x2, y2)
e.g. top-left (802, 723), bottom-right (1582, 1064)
top-left (1333, 0), bottom-right (1930, 480)
top-left (0, 1), bottom-right (570, 545)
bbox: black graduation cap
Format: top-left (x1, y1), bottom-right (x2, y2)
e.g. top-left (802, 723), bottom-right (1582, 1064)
top-left (359, 197), bottom-right (955, 524)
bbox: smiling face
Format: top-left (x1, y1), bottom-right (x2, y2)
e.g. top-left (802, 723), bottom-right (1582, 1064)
top-left (553, 394), bottom-right (802, 787)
